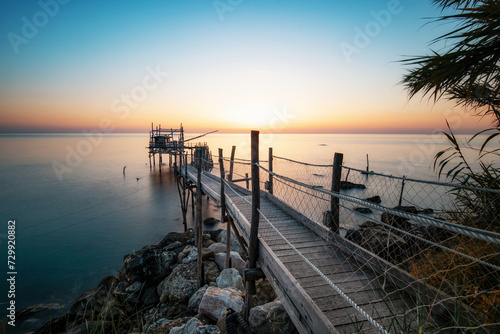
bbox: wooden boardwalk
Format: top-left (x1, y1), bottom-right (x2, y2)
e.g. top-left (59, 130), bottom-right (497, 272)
top-left (183, 166), bottom-right (421, 334)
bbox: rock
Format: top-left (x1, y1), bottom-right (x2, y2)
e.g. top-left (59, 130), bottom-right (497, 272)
top-left (125, 281), bottom-right (143, 293)
top-left (165, 240), bottom-right (184, 251)
top-left (157, 262), bottom-right (200, 303)
top-left (188, 286), bottom-right (209, 310)
top-left (141, 287), bottom-right (160, 307)
top-left (17, 303), bottom-right (63, 334)
top-left (158, 230), bottom-right (195, 248)
top-left (366, 195), bottom-right (382, 203)
top-left (216, 268), bottom-right (244, 291)
top-left (119, 247), bottom-right (176, 286)
top-left (420, 208), bottom-right (434, 214)
top-left (217, 230), bottom-right (244, 256)
top-left (204, 261), bottom-right (221, 284)
top-left (68, 276), bottom-right (117, 319)
top-left (381, 212), bottom-right (410, 230)
top-left (359, 224), bottom-right (407, 262)
top-left (147, 317), bottom-right (192, 333)
top-left (170, 317), bottom-right (203, 334)
top-left (204, 217), bottom-right (219, 226)
top-left (209, 242), bottom-right (227, 254)
top-left (345, 229), bottom-right (362, 244)
top-left (249, 299), bottom-right (296, 334)
top-left (199, 287), bottom-right (244, 320)
top-left (339, 181), bottom-right (366, 190)
top-left (178, 245), bottom-right (195, 263)
top-left (194, 325), bottom-right (221, 334)
top-left (214, 251), bottom-right (246, 276)
top-left (253, 279), bottom-right (277, 307)
top-left (182, 248), bottom-right (215, 264)
top-left (354, 207), bottom-right (372, 214)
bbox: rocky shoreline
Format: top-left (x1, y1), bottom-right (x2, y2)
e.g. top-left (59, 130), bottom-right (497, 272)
top-left (21, 226), bottom-right (297, 334)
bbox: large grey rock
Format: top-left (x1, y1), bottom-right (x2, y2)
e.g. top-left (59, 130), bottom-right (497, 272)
top-left (214, 251), bottom-right (246, 276)
top-left (198, 287), bottom-right (244, 320)
top-left (249, 299), bottom-right (296, 334)
top-left (178, 245), bottom-right (195, 263)
top-left (217, 230), bottom-right (244, 256)
top-left (204, 261), bottom-right (220, 284)
top-left (194, 325), bottom-right (220, 334)
top-left (216, 268), bottom-right (244, 291)
top-left (182, 247), bottom-right (215, 264)
top-left (208, 242), bottom-right (227, 254)
top-left (119, 247), bottom-right (176, 285)
top-left (170, 317), bottom-right (203, 334)
top-left (253, 279), bottom-right (277, 307)
top-left (157, 262), bottom-right (200, 303)
top-left (188, 285), bottom-right (209, 310)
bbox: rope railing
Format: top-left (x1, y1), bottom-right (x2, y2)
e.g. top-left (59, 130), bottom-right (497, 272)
top-left (257, 163), bottom-right (500, 246)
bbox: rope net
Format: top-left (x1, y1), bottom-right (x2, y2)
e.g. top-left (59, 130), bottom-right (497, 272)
top-left (265, 155), bottom-right (500, 333)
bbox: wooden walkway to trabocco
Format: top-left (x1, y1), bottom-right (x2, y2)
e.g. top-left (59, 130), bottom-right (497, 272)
top-left (150, 129), bottom-right (490, 334)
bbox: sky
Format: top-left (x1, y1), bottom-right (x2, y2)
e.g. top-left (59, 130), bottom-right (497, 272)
top-left (0, 0), bottom-right (491, 134)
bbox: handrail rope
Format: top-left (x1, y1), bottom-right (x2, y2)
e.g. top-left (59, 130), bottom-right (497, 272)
top-left (221, 178), bottom-right (252, 206)
top-left (273, 154), bottom-right (500, 194)
top-left (256, 207), bottom-right (391, 334)
top-left (340, 204), bottom-right (500, 272)
top-left (274, 177), bottom-right (331, 202)
top-left (342, 165), bottom-right (500, 194)
top-left (256, 163), bottom-right (500, 245)
top-left (273, 155), bottom-right (334, 167)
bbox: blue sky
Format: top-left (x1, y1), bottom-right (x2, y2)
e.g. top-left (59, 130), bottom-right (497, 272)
top-left (0, 0), bottom-right (487, 133)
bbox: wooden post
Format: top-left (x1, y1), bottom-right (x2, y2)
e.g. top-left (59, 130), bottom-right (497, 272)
top-left (245, 173), bottom-right (249, 189)
top-left (219, 148), bottom-right (231, 269)
top-left (246, 130), bottom-right (260, 320)
top-left (228, 145), bottom-right (236, 182)
top-left (330, 153), bottom-right (343, 234)
top-left (398, 176), bottom-right (406, 207)
top-left (268, 147), bottom-right (273, 194)
top-left (196, 149), bottom-right (204, 286)
top-left (159, 154), bottom-right (162, 173)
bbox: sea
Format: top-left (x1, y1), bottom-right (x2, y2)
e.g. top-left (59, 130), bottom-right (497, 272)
top-left (0, 132), bottom-right (476, 326)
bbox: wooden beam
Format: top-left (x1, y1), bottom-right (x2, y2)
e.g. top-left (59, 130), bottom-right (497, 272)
top-left (268, 147), bottom-right (273, 194)
top-left (330, 153), bottom-right (343, 234)
top-left (228, 145), bottom-right (236, 182)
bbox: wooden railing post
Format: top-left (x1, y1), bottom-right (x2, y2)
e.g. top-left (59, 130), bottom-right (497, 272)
top-left (268, 147), bottom-right (273, 194)
top-left (228, 145), bottom-right (236, 182)
top-left (196, 149), bottom-right (204, 285)
top-left (330, 152), bottom-right (343, 234)
top-left (219, 148), bottom-right (231, 269)
top-left (246, 130), bottom-right (260, 320)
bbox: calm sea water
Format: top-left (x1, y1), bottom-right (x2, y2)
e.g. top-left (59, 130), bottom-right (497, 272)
top-left (0, 132), bottom-right (465, 321)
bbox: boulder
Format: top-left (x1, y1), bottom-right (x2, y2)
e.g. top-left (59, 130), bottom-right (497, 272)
top-left (214, 251), bottom-right (246, 276)
top-left (157, 262), bottom-right (200, 303)
top-left (253, 279), bottom-right (278, 307)
top-left (209, 242), bottom-right (227, 254)
top-left (178, 245), bottom-right (195, 263)
top-left (182, 248), bottom-right (215, 264)
top-left (217, 230), bottom-right (244, 256)
top-left (204, 217), bottom-right (220, 226)
top-left (119, 247), bottom-right (176, 285)
top-left (188, 286), bottom-right (209, 310)
top-left (204, 261), bottom-right (221, 284)
top-left (358, 223), bottom-right (407, 263)
top-left (68, 276), bottom-right (117, 319)
top-left (199, 287), bottom-right (244, 320)
top-left (249, 299), bottom-right (296, 334)
top-left (366, 195), bottom-right (382, 203)
top-left (354, 207), bottom-right (372, 214)
top-left (158, 230), bottom-right (195, 248)
top-left (339, 181), bottom-right (366, 190)
top-left (170, 317), bottom-right (203, 334)
top-left (216, 268), bottom-right (244, 291)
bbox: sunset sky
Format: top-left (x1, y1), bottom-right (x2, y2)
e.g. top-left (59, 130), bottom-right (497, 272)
top-left (0, 0), bottom-right (491, 134)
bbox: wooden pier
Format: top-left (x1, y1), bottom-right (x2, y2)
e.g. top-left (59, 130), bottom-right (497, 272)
top-left (150, 129), bottom-right (485, 334)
